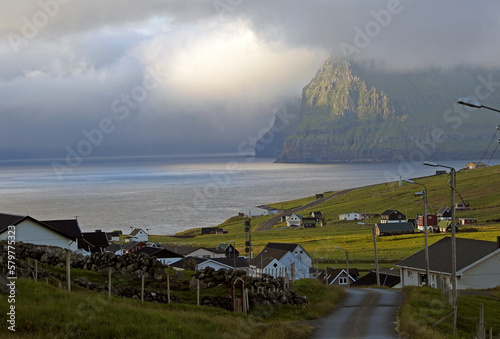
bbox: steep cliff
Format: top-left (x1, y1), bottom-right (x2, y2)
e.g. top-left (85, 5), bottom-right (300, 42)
top-left (256, 57), bottom-right (500, 163)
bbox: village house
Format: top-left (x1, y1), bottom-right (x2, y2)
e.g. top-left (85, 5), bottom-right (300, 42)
top-left (266, 242), bottom-right (313, 267)
top-left (136, 246), bottom-right (183, 265)
top-left (437, 220), bottom-right (458, 233)
top-left (303, 217), bottom-right (317, 228)
top-left (455, 202), bottom-right (471, 211)
top-left (317, 267), bottom-right (359, 286)
top-left (396, 237), bottom-right (500, 290)
top-left (380, 210), bottom-right (406, 223)
top-left (310, 211), bottom-right (323, 219)
top-left (459, 218), bottom-right (478, 225)
top-left (79, 230), bottom-right (110, 254)
top-left (416, 214), bottom-right (438, 232)
top-left (309, 211), bottom-right (325, 226)
top-left (463, 161), bottom-right (487, 170)
top-left (249, 242), bottom-right (312, 279)
top-left (104, 243), bottom-right (123, 255)
top-left (0, 213), bottom-right (81, 251)
top-left (213, 243), bottom-right (239, 258)
top-left (338, 212), bottom-right (364, 221)
top-left (122, 241), bottom-right (147, 254)
top-left (286, 213), bottom-right (304, 227)
top-left (128, 228), bottom-right (149, 242)
top-left (106, 230), bottom-right (122, 242)
top-left (437, 207), bottom-right (452, 220)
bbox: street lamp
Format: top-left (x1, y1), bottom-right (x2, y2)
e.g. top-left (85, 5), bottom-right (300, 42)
top-left (335, 246), bottom-right (350, 288)
top-left (424, 161), bottom-right (457, 334)
top-left (458, 97), bottom-right (500, 113)
top-left (358, 222), bottom-right (380, 286)
top-left (404, 179), bottom-right (430, 287)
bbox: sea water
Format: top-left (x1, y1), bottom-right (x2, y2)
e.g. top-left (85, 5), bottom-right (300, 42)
top-left (0, 154), bottom-right (496, 235)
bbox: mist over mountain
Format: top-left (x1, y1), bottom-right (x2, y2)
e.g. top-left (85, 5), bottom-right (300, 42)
top-left (255, 57), bottom-right (500, 163)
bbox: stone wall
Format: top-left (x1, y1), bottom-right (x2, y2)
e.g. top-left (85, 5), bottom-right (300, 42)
top-left (1, 242), bottom-right (308, 311)
top-left (1, 241), bottom-right (167, 281)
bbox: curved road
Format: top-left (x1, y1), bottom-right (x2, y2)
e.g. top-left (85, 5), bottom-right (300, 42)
top-left (256, 189), bottom-right (355, 231)
top-left (308, 288), bottom-right (403, 339)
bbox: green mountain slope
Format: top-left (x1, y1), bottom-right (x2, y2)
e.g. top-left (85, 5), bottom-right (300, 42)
top-left (256, 57), bottom-right (500, 163)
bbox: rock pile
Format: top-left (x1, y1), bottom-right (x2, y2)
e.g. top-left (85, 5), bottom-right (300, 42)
top-left (194, 267), bottom-right (308, 309)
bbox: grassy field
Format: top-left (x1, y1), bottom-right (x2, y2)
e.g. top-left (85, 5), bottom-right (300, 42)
top-left (0, 278), bottom-right (342, 339)
top-left (398, 286), bottom-right (500, 338)
top-left (151, 164), bottom-right (500, 269)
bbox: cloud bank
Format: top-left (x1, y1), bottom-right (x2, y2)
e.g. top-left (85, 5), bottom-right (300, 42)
top-left (1, 0), bottom-right (500, 159)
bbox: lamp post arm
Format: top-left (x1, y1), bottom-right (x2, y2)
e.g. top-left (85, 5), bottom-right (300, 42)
top-left (480, 105), bottom-right (500, 114)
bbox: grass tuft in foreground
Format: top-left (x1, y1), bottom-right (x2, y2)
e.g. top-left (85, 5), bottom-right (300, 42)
top-left (0, 279), bottom-right (313, 339)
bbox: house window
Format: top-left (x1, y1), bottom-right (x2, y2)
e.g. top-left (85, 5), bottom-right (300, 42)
top-left (407, 271), bottom-right (413, 277)
top-left (420, 274), bottom-right (427, 285)
top-left (339, 277), bottom-right (347, 285)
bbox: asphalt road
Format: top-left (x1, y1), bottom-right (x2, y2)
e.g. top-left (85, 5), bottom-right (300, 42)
top-left (308, 288), bottom-right (404, 339)
top-left (255, 189), bottom-right (355, 231)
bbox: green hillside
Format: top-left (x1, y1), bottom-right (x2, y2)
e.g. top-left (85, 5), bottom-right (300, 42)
top-left (153, 164), bottom-right (500, 268)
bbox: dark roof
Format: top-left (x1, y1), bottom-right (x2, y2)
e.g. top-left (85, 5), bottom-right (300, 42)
top-left (3, 215), bottom-right (78, 241)
top-left (396, 237), bottom-right (500, 274)
top-left (376, 222), bottom-right (414, 233)
top-left (351, 269), bottom-right (401, 287)
top-left (168, 257), bottom-right (207, 269)
top-left (43, 219), bottom-right (82, 239)
top-left (106, 230), bottom-right (122, 240)
top-left (381, 209), bottom-right (402, 216)
top-left (130, 228), bottom-right (147, 236)
top-left (437, 207), bottom-right (452, 216)
top-left (136, 247), bottom-right (180, 258)
top-left (211, 257), bottom-right (249, 268)
top-left (123, 241), bottom-right (146, 250)
top-left (164, 245), bottom-right (206, 256)
top-left (104, 243), bottom-right (122, 253)
top-left (82, 231), bottom-right (110, 248)
top-left (249, 248), bottom-right (289, 267)
top-left (0, 213), bottom-right (25, 232)
top-left (265, 242), bottom-right (300, 252)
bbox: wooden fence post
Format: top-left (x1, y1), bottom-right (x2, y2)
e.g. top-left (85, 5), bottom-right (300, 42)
top-left (167, 274), bottom-right (171, 304)
top-left (141, 274), bottom-right (145, 304)
top-left (65, 249), bottom-right (71, 291)
top-left (108, 268), bottom-right (112, 297)
top-left (197, 279), bottom-right (200, 306)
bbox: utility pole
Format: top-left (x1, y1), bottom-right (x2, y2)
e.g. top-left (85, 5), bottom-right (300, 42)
top-left (423, 162), bottom-right (457, 335)
top-left (451, 167), bottom-right (457, 335)
top-left (372, 226), bottom-right (380, 286)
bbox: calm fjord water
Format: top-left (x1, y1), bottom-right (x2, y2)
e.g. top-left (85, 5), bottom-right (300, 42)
top-left (0, 154), bottom-right (495, 235)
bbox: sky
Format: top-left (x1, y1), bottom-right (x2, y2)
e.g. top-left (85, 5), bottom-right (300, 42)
top-left (1, 0), bottom-right (500, 160)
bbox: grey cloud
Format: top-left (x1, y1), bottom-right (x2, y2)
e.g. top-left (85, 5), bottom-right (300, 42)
top-left (2, 1), bottom-right (500, 160)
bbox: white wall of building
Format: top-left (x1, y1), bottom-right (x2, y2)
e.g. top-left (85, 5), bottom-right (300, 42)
top-left (0, 219), bottom-right (77, 251)
top-left (459, 252), bottom-right (500, 289)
